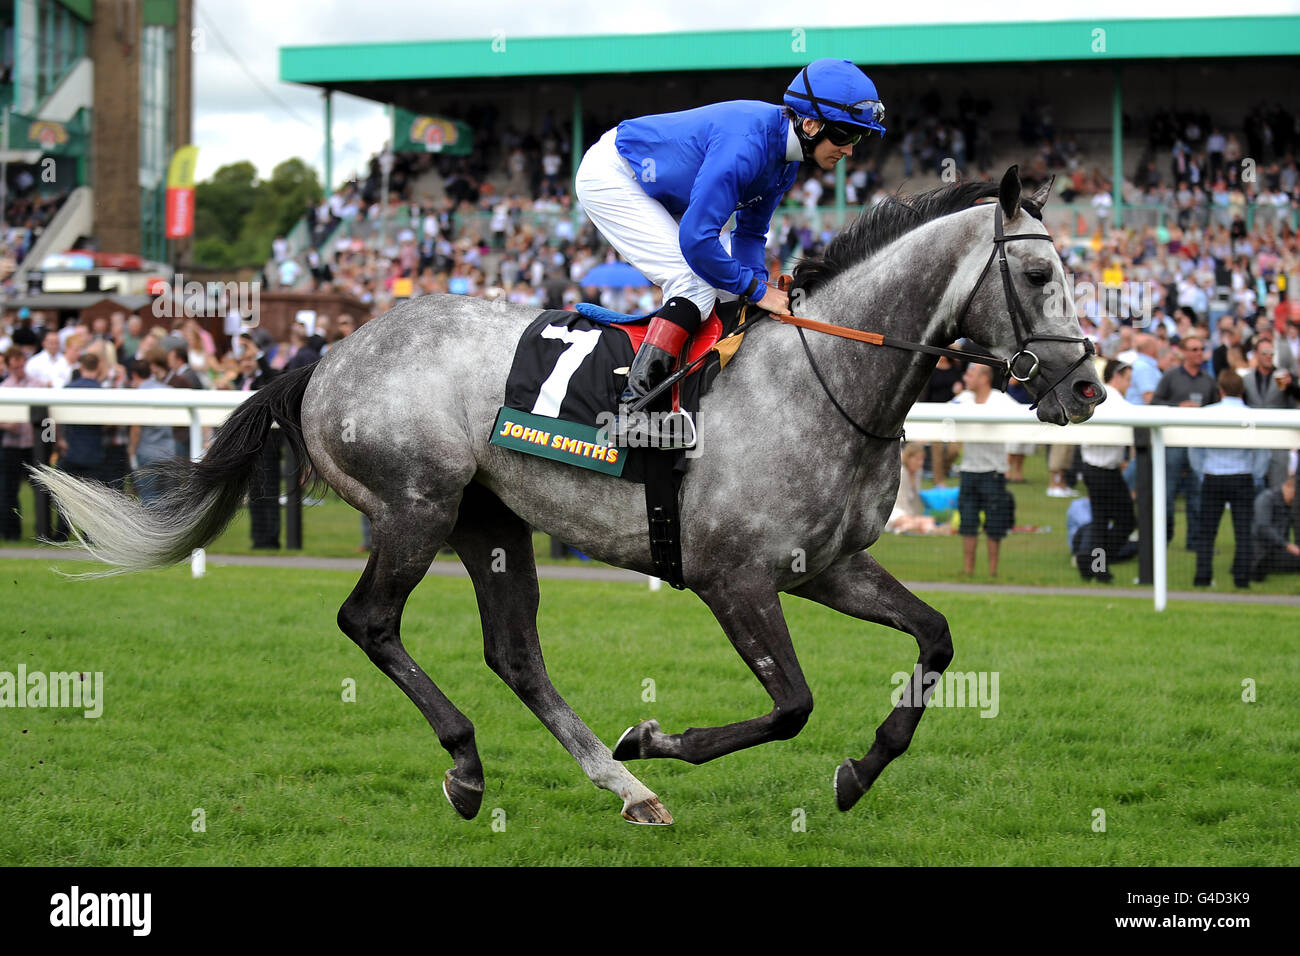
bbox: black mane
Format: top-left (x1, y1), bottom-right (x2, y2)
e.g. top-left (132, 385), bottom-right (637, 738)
top-left (789, 181), bottom-right (1042, 296)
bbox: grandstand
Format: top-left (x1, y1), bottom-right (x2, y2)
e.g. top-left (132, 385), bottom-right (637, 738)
top-left (280, 16), bottom-right (1299, 226)
top-left (1, 0), bottom-right (194, 302)
top-left (263, 17), bottom-right (1299, 326)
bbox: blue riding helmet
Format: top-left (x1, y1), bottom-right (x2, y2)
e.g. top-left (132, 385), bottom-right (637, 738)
top-left (784, 58), bottom-right (886, 139)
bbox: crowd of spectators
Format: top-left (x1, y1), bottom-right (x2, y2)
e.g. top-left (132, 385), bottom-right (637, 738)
top-left (266, 97), bottom-right (1300, 341)
top-left (273, 163), bottom-right (665, 318)
top-left (1126, 103), bottom-right (1299, 229)
top-left (908, 209), bottom-right (1300, 587)
top-left (0, 306), bottom-right (361, 546)
top-left (799, 98), bottom-right (1300, 236)
top-left (1, 189), bottom-right (72, 279)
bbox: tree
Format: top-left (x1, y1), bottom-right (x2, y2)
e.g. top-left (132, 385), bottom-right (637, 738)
top-left (195, 161), bottom-right (259, 247)
top-left (192, 159), bottom-right (323, 268)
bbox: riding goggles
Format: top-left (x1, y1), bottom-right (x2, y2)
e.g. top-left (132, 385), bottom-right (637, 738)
top-left (843, 99), bottom-right (885, 127)
top-left (824, 123), bottom-right (868, 147)
top-left (823, 100), bottom-right (884, 146)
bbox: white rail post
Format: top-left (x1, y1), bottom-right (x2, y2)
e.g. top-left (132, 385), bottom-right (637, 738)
top-left (1150, 427), bottom-right (1167, 611)
top-left (190, 408), bottom-right (205, 579)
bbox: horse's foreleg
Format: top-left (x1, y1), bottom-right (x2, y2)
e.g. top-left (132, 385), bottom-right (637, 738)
top-left (337, 500), bottom-right (485, 820)
top-left (791, 550), bottom-right (954, 811)
top-left (449, 484), bottom-right (670, 825)
top-left (612, 584), bottom-right (815, 765)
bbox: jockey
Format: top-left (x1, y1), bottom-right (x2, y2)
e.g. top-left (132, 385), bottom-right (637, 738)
top-left (575, 58), bottom-right (886, 446)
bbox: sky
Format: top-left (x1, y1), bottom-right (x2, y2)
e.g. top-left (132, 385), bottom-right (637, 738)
top-left (191, 0), bottom-right (1300, 189)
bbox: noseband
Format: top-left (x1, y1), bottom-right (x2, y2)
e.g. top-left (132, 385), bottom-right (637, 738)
top-left (953, 203), bottom-right (1096, 408)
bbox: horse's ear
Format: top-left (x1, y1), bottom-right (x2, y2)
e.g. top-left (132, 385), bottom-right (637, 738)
top-left (999, 165), bottom-right (1022, 221)
top-left (1028, 174), bottom-right (1054, 210)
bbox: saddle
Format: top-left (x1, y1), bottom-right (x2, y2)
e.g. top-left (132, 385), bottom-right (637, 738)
top-left (576, 301), bottom-right (748, 378)
top-left (494, 301), bottom-right (750, 474)
top-left (491, 300), bottom-right (753, 588)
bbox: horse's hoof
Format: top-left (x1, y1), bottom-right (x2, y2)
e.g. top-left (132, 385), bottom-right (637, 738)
top-left (834, 759), bottom-right (867, 812)
top-left (612, 718), bottom-right (660, 761)
top-left (442, 769), bottom-right (484, 820)
top-left (621, 796), bottom-right (673, 826)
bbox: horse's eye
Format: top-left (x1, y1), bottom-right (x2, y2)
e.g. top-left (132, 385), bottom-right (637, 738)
top-left (1025, 270), bottom-right (1050, 286)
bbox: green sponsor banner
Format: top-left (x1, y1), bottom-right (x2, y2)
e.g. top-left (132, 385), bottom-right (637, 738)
top-left (10, 109), bottom-right (89, 157)
top-left (392, 107), bottom-right (472, 155)
top-left (490, 407), bottom-right (626, 477)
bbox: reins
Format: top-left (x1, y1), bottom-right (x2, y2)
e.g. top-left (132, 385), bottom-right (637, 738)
top-left (626, 202), bottom-right (1096, 442)
top-left (766, 202), bottom-right (1095, 437)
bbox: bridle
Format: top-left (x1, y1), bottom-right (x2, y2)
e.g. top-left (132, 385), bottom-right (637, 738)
top-left (951, 202), bottom-right (1096, 408)
top-left (626, 200), bottom-right (1099, 442)
top-left (774, 201), bottom-right (1097, 440)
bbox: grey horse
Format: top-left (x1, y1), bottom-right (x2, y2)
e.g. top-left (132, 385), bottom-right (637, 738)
top-left (34, 167), bottom-right (1103, 825)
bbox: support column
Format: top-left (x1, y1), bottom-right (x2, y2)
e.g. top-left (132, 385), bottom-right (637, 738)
top-left (174, 0), bottom-right (194, 268)
top-left (90, 0), bottom-right (142, 256)
top-left (571, 82), bottom-right (583, 233)
top-left (323, 89), bottom-right (333, 192)
top-left (1111, 65), bottom-right (1123, 230)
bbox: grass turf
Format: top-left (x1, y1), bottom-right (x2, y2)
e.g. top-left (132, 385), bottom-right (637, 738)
top-left (1, 560), bottom-right (1296, 865)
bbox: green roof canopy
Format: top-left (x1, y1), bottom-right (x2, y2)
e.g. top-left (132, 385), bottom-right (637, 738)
top-left (281, 16), bottom-right (1299, 89)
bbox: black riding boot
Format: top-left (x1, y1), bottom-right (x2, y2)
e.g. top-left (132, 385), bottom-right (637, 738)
top-left (611, 297), bottom-right (703, 448)
top-left (619, 341), bottom-right (678, 407)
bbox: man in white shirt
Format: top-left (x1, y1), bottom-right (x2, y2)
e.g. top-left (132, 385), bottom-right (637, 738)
top-left (953, 364), bottom-right (1019, 577)
top-left (803, 175), bottom-right (824, 213)
top-left (1189, 371), bottom-right (1273, 588)
top-left (1206, 129), bottom-right (1226, 177)
top-left (24, 330), bottom-right (72, 388)
top-left (1079, 361), bottom-right (1137, 582)
top-left (1091, 189), bottom-right (1112, 227)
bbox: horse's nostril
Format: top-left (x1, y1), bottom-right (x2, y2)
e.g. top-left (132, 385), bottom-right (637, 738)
top-left (1070, 380), bottom-right (1104, 405)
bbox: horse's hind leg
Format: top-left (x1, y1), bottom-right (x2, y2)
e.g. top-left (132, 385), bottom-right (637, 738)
top-left (612, 581), bottom-right (815, 765)
top-left (337, 501), bottom-right (485, 820)
top-left (448, 482), bottom-right (671, 825)
top-left (791, 549), bottom-right (954, 812)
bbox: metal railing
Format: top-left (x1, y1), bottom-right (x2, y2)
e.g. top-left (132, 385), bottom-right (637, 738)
top-left (906, 401), bottom-right (1300, 609)
top-left (1, 388), bottom-right (273, 577)
top-left (2, 387), bottom-right (1297, 607)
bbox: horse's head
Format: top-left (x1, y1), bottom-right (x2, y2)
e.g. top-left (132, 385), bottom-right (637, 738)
top-left (954, 166), bottom-right (1105, 425)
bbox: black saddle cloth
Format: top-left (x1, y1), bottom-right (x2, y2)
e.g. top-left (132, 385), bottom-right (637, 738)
top-left (501, 303), bottom-right (747, 482)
